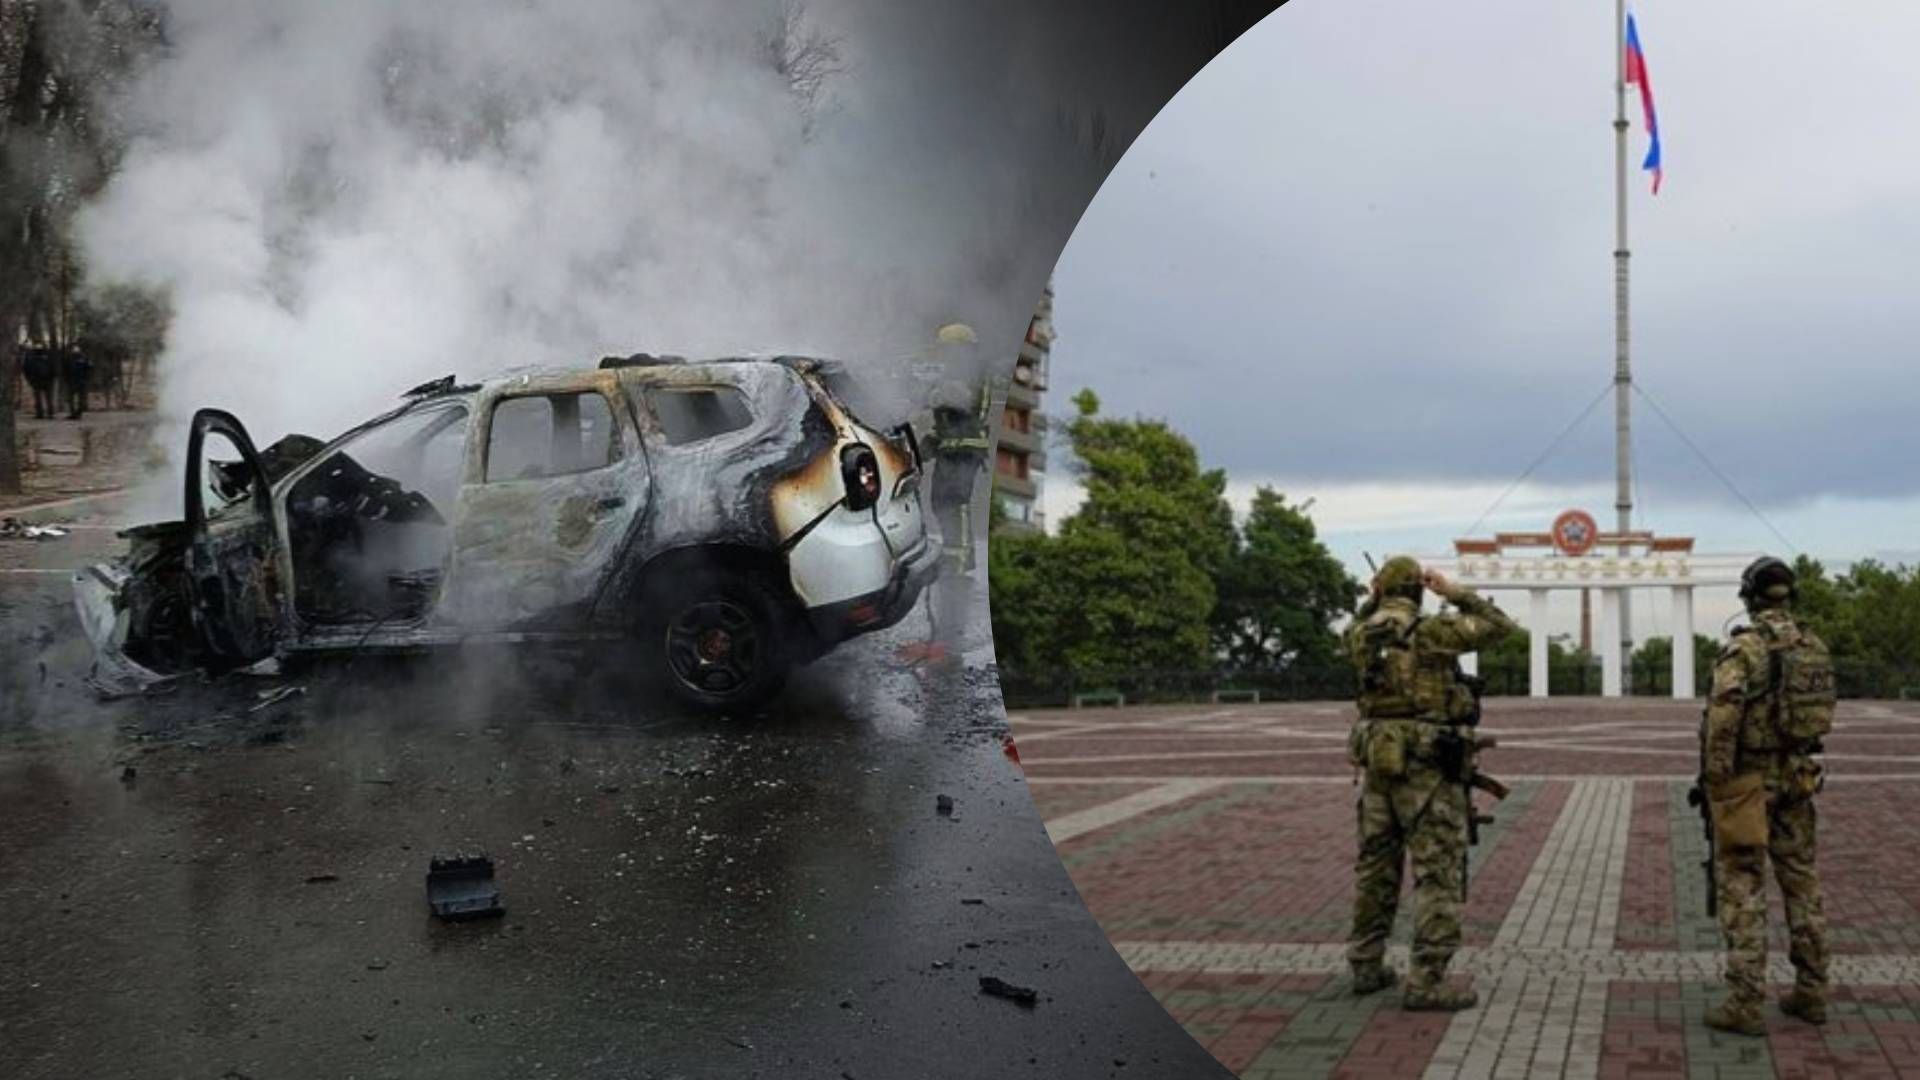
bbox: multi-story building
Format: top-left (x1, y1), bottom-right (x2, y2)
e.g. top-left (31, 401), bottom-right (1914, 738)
top-left (992, 283), bottom-right (1051, 534)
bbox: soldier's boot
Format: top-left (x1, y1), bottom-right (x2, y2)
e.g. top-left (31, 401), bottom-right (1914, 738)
top-left (1350, 964), bottom-right (1398, 996)
top-left (1779, 989), bottom-right (1828, 1025)
top-left (1704, 998), bottom-right (1767, 1037)
top-left (1402, 974), bottom-right (1477, 1012)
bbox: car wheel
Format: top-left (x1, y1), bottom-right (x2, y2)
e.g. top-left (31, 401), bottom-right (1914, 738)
top-left (645, 569), bottom-right (791, 714)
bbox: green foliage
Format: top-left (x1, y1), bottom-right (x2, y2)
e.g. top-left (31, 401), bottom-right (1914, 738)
top-left (1213, 487), bottom-right (1359, 670)
top-left (1059, 392), bottom-right (1237, 585)
top-left (989, 524), bottom-right (1214, 674)
top-left (987, 492), bottom-right (1009, 535)
top-left (988, 390), bottom-right (1352, 681)
top-left (1477, 628), bottom-right (1602, 696)
top-left (990, 390), bottom-right (1224, 674)
top-left (1788, 557), bottom-right (1920, 697)
top-left (1630, 634), bottom-right (1718, 695)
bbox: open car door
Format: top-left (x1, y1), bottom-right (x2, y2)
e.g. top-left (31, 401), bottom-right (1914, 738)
top-left (183, 408), bottom-right (290, 668)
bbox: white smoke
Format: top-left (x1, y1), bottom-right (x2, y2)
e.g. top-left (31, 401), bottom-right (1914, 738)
top-left (73, 1), bottom-right (1262, 515)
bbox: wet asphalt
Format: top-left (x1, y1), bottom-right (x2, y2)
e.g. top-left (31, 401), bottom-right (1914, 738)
top-left (0, 496), bottom-right (1232, 1080)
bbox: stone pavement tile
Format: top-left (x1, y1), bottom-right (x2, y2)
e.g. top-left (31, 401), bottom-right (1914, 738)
top-left (1456, 779), bottom-right (1561, 945)
top-left (1027, 781), bottom-right (1158, 820)
top-left (1057, 781), bottom-right (1267, 871)
top-left (1497, 780), bottom-right (1634, 953)
top-left (1329, 999), bottom-right (1453, 1080)
top-left (1045, 778), bottom-right (1231, 845)
top-left (1061, 786), bottom-right (1357, 942)
top-left (1617, 781), bottom-right (1677, 950)
top-left (1676, 992), bottom-right (1775, 1077)
top-left (1800, 785), bottom-right (1920, 955)
top-left (1664, 779), bottom-right (1723, 953)
top-left (1023, 701), bottom-right (1920, 1078)
top-left (1605, 981), bottom-right (1689, 1078)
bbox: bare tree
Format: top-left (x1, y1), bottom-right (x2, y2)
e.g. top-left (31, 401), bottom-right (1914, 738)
top-left (767, 0), bottom-right (844, 137)
top-left (0, 0), bottom-right (161, 492)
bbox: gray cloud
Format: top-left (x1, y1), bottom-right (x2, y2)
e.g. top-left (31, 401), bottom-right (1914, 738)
top-left (1048, 0), bottom-right (1920, 510)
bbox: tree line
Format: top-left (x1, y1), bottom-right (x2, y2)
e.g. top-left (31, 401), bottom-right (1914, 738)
top-left (2, 1), bottom-right (170, 490)
top-left (987, 389), bottom-right (1359, 701)
top-left (985, 390), bottom-right (1920, 703)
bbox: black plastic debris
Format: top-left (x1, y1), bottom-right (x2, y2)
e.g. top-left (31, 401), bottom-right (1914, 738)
top-left (978, 976), bottom-right (1038, 1007)
top-left (935, 794), bottom-right (954, 817)
top-left (427, 855), bottom-right (505, 920)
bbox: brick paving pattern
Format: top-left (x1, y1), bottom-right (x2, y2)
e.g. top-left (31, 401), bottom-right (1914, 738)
top-left (1010, 698), bottom-right (1920, 1078)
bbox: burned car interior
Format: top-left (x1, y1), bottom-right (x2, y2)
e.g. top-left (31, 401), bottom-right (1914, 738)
top-left (281, 403), bottom-right (465, 626)
top-left (81, 354), bottom-right (940, 711)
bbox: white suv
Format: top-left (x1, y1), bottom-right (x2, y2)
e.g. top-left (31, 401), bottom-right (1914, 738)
top-left (75, 354), bottom-right (940, 712)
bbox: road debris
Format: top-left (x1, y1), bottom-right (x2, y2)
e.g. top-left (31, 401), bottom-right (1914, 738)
top-left (426, 855), bottom-right (505, 920)
top-left (935, 794), bottom-right (954, 817)
top-left (304, 873), bottom-right (340, 885)
top-left (248, 686), bottom-right (307, 713)
top-left (978, 975), bottom-right (1039, 1007)
top-left (0, 517), bottom-right (69, 540)
top-left (85, 672), bottom-right (182, 702)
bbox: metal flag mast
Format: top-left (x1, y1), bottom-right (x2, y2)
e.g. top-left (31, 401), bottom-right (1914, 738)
top-left (1612, 0), bottom-right (1635, 684)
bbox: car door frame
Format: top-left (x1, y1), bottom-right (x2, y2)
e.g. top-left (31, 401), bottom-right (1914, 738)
top-left (264, 394), bottom-right (479, 652)
top-left (182, 408), bottom-right (294, 667)
top-left (434, 371), bottom-right (653, 634)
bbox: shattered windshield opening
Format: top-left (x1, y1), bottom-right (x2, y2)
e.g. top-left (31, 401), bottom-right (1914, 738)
top-left (286, 404), bottom-right (469, 624)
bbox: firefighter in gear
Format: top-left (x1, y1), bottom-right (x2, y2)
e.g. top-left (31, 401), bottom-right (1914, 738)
top-left (1701, 556), bottom-right (1834, 1037)
top-left (921, 322), bottom-right (994, 576)
top-left (1345, 556), bottom-right (1516, 1010)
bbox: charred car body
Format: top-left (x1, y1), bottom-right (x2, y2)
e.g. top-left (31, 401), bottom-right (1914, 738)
top-left (74, 355), bottom-right (939, 711)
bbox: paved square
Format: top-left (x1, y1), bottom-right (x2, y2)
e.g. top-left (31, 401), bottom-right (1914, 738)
top-left (1011, 698), bottom-right (1920, 1078)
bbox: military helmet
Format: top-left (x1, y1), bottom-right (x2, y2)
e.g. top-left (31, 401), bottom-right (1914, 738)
top-left (1738, 555), bottom-right (1796, 607)
top-left (1373, 555), bottom-right (1423, 601)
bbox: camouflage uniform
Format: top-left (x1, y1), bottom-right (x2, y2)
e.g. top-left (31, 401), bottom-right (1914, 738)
top-left (1344, 557), bottom-right (1515, 1008)
top-left (1703, 600), bottom-right (1831, 1032)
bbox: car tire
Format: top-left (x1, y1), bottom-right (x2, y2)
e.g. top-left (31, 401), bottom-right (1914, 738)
top-left (641, 567), bottom-right (792, 715)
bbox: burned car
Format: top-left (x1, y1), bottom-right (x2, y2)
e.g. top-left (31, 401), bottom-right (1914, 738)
top-left (74, 354), bottom-right (940, 711)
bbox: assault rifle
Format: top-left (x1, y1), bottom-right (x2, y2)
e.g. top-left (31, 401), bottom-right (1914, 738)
top-left (1439, 664), bottom-right (1508, 902)
top-left (1685, 719), bottom-right (1717, 917)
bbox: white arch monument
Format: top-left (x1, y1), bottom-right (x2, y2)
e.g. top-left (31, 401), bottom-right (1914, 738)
top-left (1421, 510), bottom-right (1753, 700)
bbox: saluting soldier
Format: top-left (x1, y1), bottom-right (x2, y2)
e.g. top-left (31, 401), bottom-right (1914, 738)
top-left (1344, 556), bottom-right (1515, 1011)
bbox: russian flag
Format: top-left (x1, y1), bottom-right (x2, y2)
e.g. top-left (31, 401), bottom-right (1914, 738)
top-left (1624, 13), bottom-right (1662, 194)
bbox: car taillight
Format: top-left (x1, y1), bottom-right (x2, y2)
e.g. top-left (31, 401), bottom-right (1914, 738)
top-left (841, 445), bottom-right (880, 511)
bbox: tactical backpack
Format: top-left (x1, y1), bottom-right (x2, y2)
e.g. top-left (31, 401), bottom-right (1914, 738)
top-left (1756, 620), bottom-right (1836, 747)
top-left (1353, 613), bottom-right (1420, 718)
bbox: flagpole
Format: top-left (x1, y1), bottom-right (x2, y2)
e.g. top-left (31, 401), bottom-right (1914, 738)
top-left (1613, 0), bottom-right (1635, 686)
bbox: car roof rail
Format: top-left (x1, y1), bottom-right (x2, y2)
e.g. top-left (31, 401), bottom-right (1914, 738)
top-left (400, 374), bottom-right (478, 399)
top-left (599, 352), bottom-right (687, 370)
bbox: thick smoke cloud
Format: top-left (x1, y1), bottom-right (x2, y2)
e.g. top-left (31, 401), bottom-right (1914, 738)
top-left (76, 0), bottom-right (1277, 502)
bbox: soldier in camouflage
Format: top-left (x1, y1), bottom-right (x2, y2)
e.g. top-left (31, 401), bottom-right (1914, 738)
top-left (1344, 556), bottom-right (1516, 1010)
top-left (1702, 556), bottom-right (1832, 1036)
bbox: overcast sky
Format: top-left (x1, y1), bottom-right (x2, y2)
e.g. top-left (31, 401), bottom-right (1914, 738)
top-left (1040, 0), bottom-right (1920, 641)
